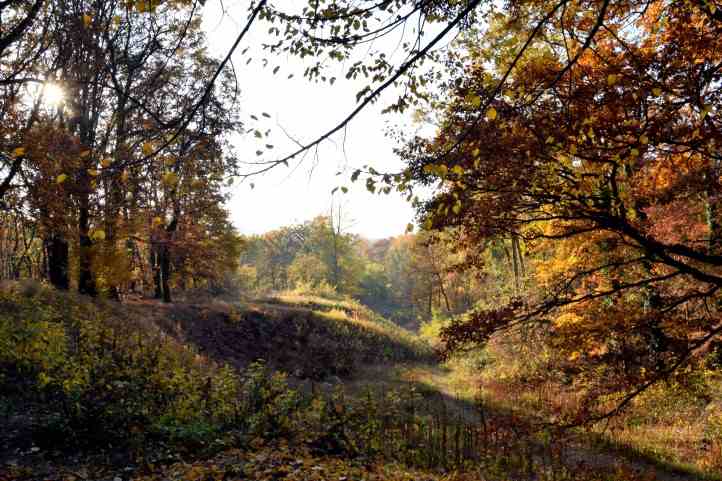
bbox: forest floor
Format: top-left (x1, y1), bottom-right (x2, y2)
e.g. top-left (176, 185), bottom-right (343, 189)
top-left (349, 363), bottom-right (714, 481)
top-left (1, 294), bottom-right (719, 481)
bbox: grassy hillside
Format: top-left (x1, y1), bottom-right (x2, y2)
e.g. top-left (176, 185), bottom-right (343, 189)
top-left (132, 289), bottom-right (434, 381)
top-left (0, 282), bottom-right (439, 469)
top-left (1, 282), bottom-right (714, 481)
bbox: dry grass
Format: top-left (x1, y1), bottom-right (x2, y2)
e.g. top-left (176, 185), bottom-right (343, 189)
top-left (458, 337), bottom-right (722, 480)
top-left (258, 291), bottom-right (434, 368)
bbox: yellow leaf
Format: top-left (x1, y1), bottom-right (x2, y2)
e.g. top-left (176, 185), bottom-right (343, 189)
top-left (12, 147), bottom-right (26, 157)
top-left (142, 142), bottom-right (154, 156)
top-left (152, 216), bottom-right (163, 226)
top-left (162, 171), bottom-right (178, 186)
top-left (88, 169), bottom-right (100, 177)
top-left (468, 95), bottom-right (482, 108)
top-left (569, 145), bottom-right (577, 155)
top-left (486, 107), bottom-right (497, 121)
top-left (607, 74), bottom-right (617, 86)
top-left (56, 174), bottom-right (68, 184)
top-left (101, 158), bottom-right (112, 168)
top-left (630, 148), bottom-right (639, 157)
top-left (90, 229), bottom-right (106, 241)
top-left (652, 87), bottom-right (662, 97)
top-left (113, 15), bottom-right (121, 25)
top-left (82, 14), bottom-right (92, 27)
top-left (640, 135), bottom-right (649, 145)
top-left (472, 148), bottom-right (480, 157)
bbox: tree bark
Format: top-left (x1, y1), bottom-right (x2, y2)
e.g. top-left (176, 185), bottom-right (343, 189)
top-left (160, 218), bottom-right (177, 303)
top-left (77, 176), bottom-right (96, 296)
top-left (45, 234), bottom-right (69, 290)
top-left (160, 246), bottom-right (171, 302)
top-left (152, 242), bottom-right (162, 299)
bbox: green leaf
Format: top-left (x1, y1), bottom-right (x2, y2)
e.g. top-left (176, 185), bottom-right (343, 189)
top-left (467, 95), bottom-right (482, 108)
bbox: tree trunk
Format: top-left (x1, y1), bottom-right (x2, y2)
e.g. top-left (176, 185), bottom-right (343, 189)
top-left (160, 243), bottom-right (171, 302)
top-left (152, 243), bottom-right (162, 299)
top-left (106, 82), bottom-right (131, 301)
top-left (45, 234), bottom-right (69, 290)
top-left (78, 193), bottom-right (96, 296)
top-left (511, 236), bottom-right (521, 294)
top-left (435, 271), bottom-right (452, 312)
top-left (160, 218), bottom-right (178, 303)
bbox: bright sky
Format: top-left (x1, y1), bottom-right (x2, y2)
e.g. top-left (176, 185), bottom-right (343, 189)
top-left (201, 3), bottom-right (426, 239)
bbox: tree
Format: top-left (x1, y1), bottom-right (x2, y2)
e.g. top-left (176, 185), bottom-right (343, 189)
top-left (398, 1), bottom-right (722, 422)
top-left (0, 0), bottom-right (243, 300)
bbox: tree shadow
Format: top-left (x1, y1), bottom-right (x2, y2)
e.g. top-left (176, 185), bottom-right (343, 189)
top-left (132, 299), bottom-right (435, 381)
top-left (340, 363), bottom-right (711, 481)
top-left (128, 299), bottom-right (712, 480)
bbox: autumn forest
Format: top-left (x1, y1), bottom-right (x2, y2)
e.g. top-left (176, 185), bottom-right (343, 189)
top-left (2, 0), bottom-right (722, 480)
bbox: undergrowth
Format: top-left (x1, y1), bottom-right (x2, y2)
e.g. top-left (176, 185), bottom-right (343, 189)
top-left (417, 315), bottom-right (722, 479)
top-left (2, 283), bottom-right (713, 481)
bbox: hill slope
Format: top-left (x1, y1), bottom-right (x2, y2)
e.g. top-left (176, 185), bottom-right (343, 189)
top-left (125, 292), bottom-right (433, 381)
top-left (1, 283), bottom-right (713, 481)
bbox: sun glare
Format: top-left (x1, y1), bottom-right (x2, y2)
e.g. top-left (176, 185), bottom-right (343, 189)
top-left (42, 83), bottom-right (65, 107)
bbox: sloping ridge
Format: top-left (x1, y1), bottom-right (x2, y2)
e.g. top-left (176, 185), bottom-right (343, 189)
top-left (127, 296), bottom-right (434, 381)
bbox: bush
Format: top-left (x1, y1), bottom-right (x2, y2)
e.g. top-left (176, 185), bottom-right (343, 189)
top-left (0, 287), bottom-right (246, 449)
top-left (0, 284), bottom-right (476, 471)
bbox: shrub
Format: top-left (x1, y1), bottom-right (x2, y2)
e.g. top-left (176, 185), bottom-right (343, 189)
top-left (0, 287), bottom-right (245, 449)
top-left (0, 284), bottom-right (487, 472)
